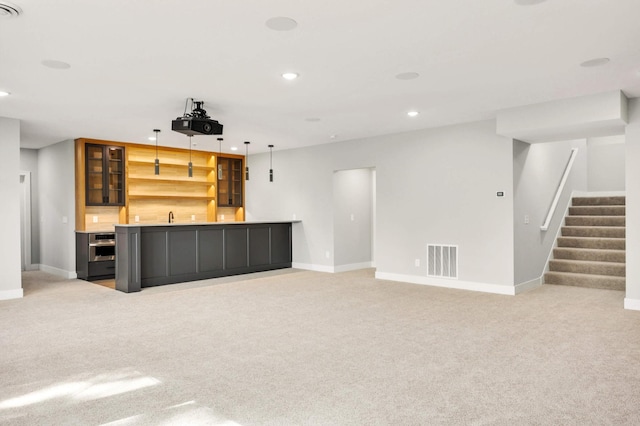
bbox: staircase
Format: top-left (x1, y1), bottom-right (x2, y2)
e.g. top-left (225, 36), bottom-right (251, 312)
top-left (544, 196), bottom-right (626, 291)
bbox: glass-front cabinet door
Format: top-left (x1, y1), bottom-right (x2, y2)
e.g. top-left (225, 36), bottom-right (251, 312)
top-left (86, 144), bottom-right (125, 206)
top-left (217, 157), bottom-right (243, 207)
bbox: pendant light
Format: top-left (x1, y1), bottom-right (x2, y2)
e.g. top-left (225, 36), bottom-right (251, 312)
top-left (268, 144), bottom-right (274, 182)
top-left (244, 141), bottom-right (250, 180)
top-left (188, 135), bottom-right (193, 178)
top-left (153, 129), bottom-right (161, 175)
top-left (217, 137), bottom-right (224, 180)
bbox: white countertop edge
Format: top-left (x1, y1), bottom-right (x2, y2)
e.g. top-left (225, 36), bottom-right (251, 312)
top-left (112, 220), bottom-right (301, 228)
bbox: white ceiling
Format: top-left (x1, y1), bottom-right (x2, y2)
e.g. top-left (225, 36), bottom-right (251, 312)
top-left (1, 0), bottom-right (639, 154)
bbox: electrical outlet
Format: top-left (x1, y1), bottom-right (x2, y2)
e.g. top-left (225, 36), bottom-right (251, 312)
top-left (191, 215), bottom-right (196, 221)
top-left (415, 259), bottom-right (420, 267)
top-left (134, 215), bottom-right (140, 222)
top-left (325, 251), bottom-right (330, 259)
top-left (93, 216), bottom-right (98, 223)
top-left (292, 213), bottom-right (297, 220)
top-left (62, 216), bottom-right (68, 224)
top-left (524, 215), bottom-right (530, 224)
top-left (350, 213), bottom-right (355, 221)
top-left (221, 214), bottom-right (225, 220)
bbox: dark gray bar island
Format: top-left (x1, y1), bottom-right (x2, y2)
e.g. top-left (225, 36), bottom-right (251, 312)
top-left (115, 221), bottom-right (294, 293)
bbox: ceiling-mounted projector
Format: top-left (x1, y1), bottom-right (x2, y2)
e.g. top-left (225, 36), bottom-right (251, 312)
top-left (172, 99), bottom-right (223, 136)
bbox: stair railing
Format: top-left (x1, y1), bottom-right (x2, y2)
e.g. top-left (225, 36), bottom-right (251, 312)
top-left (540, 148), bottom-right (579, 231)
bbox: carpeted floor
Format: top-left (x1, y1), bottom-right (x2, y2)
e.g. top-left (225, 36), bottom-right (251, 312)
top-left (1, 269), bottom-right (639, 425)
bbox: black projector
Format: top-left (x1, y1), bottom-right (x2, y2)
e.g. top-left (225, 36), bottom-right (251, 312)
top-left (171, 117), bottom-right (223, 136)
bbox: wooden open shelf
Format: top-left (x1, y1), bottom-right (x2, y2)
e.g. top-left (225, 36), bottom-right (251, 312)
top-left (128, 176), bottom-right (213, 186)
top-left (128, 194), bottom-right (216, 200)
top-left (128, 160), bottom-right (215, 171)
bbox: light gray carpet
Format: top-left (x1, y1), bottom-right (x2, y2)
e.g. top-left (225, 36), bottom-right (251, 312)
top-left (1, 269), bottom-right (640, 425)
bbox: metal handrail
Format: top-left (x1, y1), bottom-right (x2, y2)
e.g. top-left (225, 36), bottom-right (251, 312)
top-left (540, 148), bottom-right (579, 231)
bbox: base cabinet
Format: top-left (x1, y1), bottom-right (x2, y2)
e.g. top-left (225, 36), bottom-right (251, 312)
top-left (115, 222), bottom-right (293, 293)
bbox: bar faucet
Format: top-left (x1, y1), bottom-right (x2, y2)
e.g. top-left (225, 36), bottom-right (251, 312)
top-left (168, 211), bottom-right (174, 223)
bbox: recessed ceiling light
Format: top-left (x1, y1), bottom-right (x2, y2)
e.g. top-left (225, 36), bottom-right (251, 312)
top-left (41, 59), bottom-right (71, 70)
top-left (282, 72), bottom-right (299, 80)
top-left (305, 117), bottom-right (321, 122)
top-left (148, 136), bottom-right (156, 141)
top-left (407, 111), bottom-right (419, 117)
top-left (395, 72), bottom-right (420, 80)
top-left (265, 16), bottom-right (298, 31)
top-left (0, 2), bottom-right (22, 18)
top-left (0, 91), bottom-right (10, 97)
top-left (580, 58), bottom-right (610, 67)
top-left (230, 146), bottom-right (238, 151)
top-left (330, 134), bottom-right (338, 139)
top-left (514, 0), bottom-right (547, 5)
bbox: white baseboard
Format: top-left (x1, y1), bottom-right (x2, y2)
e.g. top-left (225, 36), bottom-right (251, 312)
top-left (572, 190), bottom-right (626, 197)
top-left (292, 262), bottom-right (334, 273)
top-left (0, 288), bottom-right (24, 300)
top-left (25, 263), bottom-right (40, 271)
top-left (374, 272), bottom-right (516, 296)
top-left (334, 262), bottom-right (374, 273)
top-left (39, 264), bottom-right (77, 280)
top-left (294, 261), bottom-right (374, 273)
top-left (624, 298), bottom-right (640, 311)
top-left (514, 277), bottom-right (543, 294)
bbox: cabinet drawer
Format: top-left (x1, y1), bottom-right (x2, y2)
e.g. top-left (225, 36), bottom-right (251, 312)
top-left (88, 261), bottom-right (116, 279)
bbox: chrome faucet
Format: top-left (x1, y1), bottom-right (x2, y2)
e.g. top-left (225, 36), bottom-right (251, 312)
top-left (168, 211), bottom-right (174, 223)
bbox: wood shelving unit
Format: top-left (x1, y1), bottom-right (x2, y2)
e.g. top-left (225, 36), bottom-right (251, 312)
top-left (76, 138), bottom-right (245, 229)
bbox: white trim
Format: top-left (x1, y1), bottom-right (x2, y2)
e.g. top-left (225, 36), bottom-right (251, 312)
top-left (374, 271), bottom-right (516, 295)
top-left (25, 263), bottom-right (39, 271)
top-left (39, 264), bottom-right (77, 279)
top-left (0, 288), bottom-right (24, 300)
top-left (572, 190), bottom-right (626, 197)
top-left (292, 262), bottom-right (334, 273)
top-left (541, 148), bottom-right (578, 231)
top-left (334, 261), bottom-right (374, 273)
top-left (19, 171), bottom-right (32, 271)
top-left (624, 298), bottom-right (640, 311)
top-left (514, 277), bottom-right (542, 294)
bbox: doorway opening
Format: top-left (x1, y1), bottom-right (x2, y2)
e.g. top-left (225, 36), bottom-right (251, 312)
top-left (332, 168), bottom-right (376, 272)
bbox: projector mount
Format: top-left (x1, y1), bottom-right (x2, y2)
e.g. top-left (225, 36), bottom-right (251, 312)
top-left (180, 98), bottom-right (210, 120)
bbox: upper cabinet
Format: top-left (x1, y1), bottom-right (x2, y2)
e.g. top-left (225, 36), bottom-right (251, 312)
top-left (85, 144), bottom-right (125, 206)
top-left (217, 157), bottom-right (243, 207)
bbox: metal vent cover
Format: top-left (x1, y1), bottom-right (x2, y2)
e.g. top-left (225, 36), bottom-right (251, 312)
top-left (427, 244), bottom-right (458, 279)
top-left (0, 2), bottom-right (22, 18)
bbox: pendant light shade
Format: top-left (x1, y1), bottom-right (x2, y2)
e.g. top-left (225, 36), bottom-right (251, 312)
top-left (268, 144), bottom-right (274, 182)
top-left (188, 135), bottom-right (193, 178)
top-left (153, 129), bottom-right (161, 175)
top-left (217, 137), bottom-right (224, 180)
top-left (244, 141), bottom-right (250, 180)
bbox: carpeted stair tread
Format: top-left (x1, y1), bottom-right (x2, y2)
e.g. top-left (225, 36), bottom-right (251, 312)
top-left (547, 195), bottom-right (625, 291)
top-left (564, 216), bottom-right (625, 227)
top-left (571, 196), bottom-right (626, 206)
top-left (557, 236), bottom-right (625, 250)
top-left (544, 271), bottom-right (625, 291)
top-left (549, 259), bottom-right (625, 277)
top-left (568, 206), bottom-right (625, 216)
top-left (552, 247), bottom-right (626, 263)
top-left (561, 226), bottom-right (625, 238)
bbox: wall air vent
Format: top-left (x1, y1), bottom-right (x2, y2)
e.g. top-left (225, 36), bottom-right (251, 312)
top-left (427, 244), bottom-right (458, 279)
top-left (0, 2), bottom-right (22, 18)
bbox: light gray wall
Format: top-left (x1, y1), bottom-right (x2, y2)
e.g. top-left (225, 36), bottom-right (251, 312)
top-left (587, 135), bottom-right (625, 192)
top-left (246, 119), bottom-right (515, 288)
top-left (38, 139), bottom-right (76, 277)
top-left (625, 98), bottom-right (640, 302)
top-left (333, 168), bottom-right (373, 268)
top-left (513, 139), bottom-right (588, 284)
top-left (0, 117), bottom-right (23, 299)
top-left (20, 148), bottom-right (40, 264)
